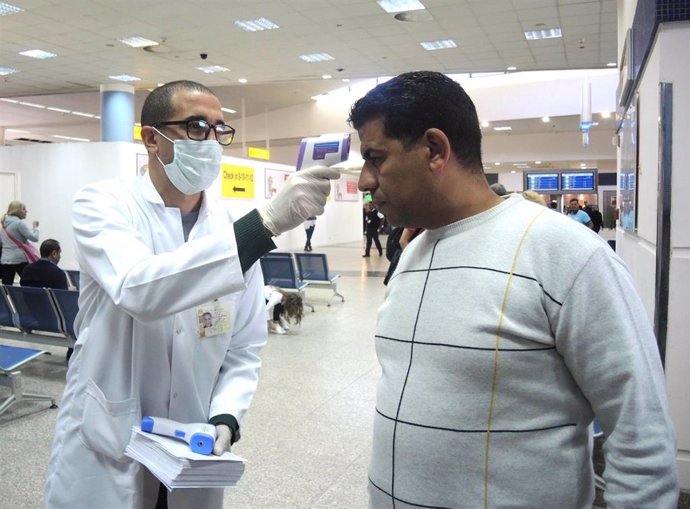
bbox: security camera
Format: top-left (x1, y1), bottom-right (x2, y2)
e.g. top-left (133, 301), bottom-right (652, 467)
top-left (200, 53), bottom-right (208, 60)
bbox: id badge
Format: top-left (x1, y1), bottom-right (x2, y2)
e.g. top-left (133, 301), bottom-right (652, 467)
top-left (197, 299), bottom-right (233, 338)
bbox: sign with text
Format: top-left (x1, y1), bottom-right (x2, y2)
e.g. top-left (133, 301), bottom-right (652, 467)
top-left (264, 168), bottom-right (291, 199)
top-left (334, 176), bottom-right (359, 202)
top-left (247, 147), bottom-right (270, 160)
top-left (221, 164), bottom-right (255, 199)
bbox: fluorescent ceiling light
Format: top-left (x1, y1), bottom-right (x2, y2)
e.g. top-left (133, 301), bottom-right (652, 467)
top-left (196, 65), bottom-right (228, 74)
top-left (322, 74), bottom-right (332, 79)
top-left (299, 53), bottom-right (334, 63)
top-left (420, 39), bottom-right (457, 51)
top-left (606, 62), bottom-right (617, 67)
top-left (600, 111), bottom-right (611, 119)
top-left (221, 107), bottom-right (236, 114)
top-left (494, 162), bottom-right (500, 166)
top-left (18, 101), bottom-right (45, 109)
top-left (71, 111), bottom-right (96, 118)
top-left (481, 120), bottom-right (490, 127)
top-left (541, 116), bottom-right (550, 122)
top-left (47, 106), bottom-right (71, 113)
top-left (524, 27), bottom-right (562, 40)
top-left (507, 66), bottom-right (517, 71)
top-left (0, 97), bottom-right (19, 103)
top-left (0, 66), bottom-right (18, 75)
top-left (493, 126), bottom-right (512, 131)
top-left (234, 17), bottom-right (279, 32)
top-left (118, 37), bottom-right (158, 48)
top-left (237, 78), bottom-right (247, 83)
top-left (109, 74), bottom-right (141, 82)
top-left (377, 0), bottom-right (425, 14)
top-left (0, 2), bottom-right (22, 15)
top-left (53, 135), bottom-right (90, 142)
top-left (20, 49), bottom-right (57, 59)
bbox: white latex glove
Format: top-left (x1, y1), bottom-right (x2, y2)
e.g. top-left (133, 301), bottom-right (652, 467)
top-left (260, 165), bottom-right (340, 236)
top-left (213, 424), bottom-right (233, 455)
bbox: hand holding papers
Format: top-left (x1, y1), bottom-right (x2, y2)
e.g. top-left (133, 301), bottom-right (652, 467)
top-left (125, 426), bottom-right (246, 490)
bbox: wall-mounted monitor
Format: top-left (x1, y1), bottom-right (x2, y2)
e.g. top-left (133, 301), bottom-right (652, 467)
top-left (561, 171), bottom-right (596, 192)
top-left (525, 173), bottom-right (559, 192)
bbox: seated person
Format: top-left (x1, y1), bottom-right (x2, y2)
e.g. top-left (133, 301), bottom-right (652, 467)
top-left (264, 285), bottom-right (304, 335)
top-left (19, 239), bottom-right (68, 290)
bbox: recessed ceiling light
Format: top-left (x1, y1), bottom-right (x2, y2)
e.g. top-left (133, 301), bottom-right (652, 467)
top-left (322, 74), bottom-right (332, 79)
top-left (299, 53), bottom-right (334, 62)
top-left (377, 0), bottom-right (425, 13)
top-left (19, 49), bottom-right (57, 59)
top-left (524, 27), bottom-right (562, 40)
top-left (46, 106), bottom-right (71, 113)
top-left (221, 107), bottom-right (236, 114)
top-left (535, 161), bottom-right (542, 164)
top-left (0, 2), bottom-right (22, 15)
top-left (18, 101), bottom-right (45, 109)
top-left (600, 111), bottom-right (611, 118)
top-left (510, 170), bottom-right (517, 174)
top-left (196, 66), bottom-right (228, 74)
top-left (481, 120), bottom-right (490, 127)
top-left (420, 39), bottom-right (457, 51)
top-left (234, 17), bottom-right (279, 32)
top-left (542, 116), bottom-right (550, 123)
top-left (342, 78), bottom-right (350, 82)
top-left (118, 36), bottom-right (159, 48)
top-left (109, 74), bottom-right (141, 82)
top-left (507, 66), bottom-right (517, 71)
top-left (237, 78), bottom-right (247, 83)
top-left (606, 62), bottom-right (617, 67)
top-left (494, 162), bottom-right (500, 166)
top-left (71, 111), bottom-right (96, 118)
top-left (493, 126), bottom-right (512, 131)
top-left (0, 66), bottom-right (19, 75)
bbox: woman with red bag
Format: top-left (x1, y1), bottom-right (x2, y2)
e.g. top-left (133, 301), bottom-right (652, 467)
top-left (0, 200), bottom-right (40, 285)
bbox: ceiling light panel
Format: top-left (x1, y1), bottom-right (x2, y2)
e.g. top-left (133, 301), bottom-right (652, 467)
top-left (19, 49), bottom-right (57, 59)
top-left (234, 17), bottom-right (279, 32)
top-left (524, 28), bottom-right (562, 40)
top-left (197, 65), bottom-right (229, 74)
top-left (299, 53), bottom-right (335, 63)
top-left (420, 39), bottom-right (457, 51)
top-left (0, 2), bottom-right (22, 15)
top-left (0, 66), bottom-right (19, 75)
top-left (109, 74), bottom-right (141, 82)
top-left (377, 0), bottom-right (425, 14)
top-left (493, 126), bottom-right (512, 131)
top-left (118, 36), bottom-right (159, 48)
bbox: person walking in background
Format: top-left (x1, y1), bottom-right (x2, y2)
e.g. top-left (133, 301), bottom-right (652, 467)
top-left (363, 202), bottom-right (383, 257)
top-left (304, 216), bottom-right (316, 251)
top-left (19, 238), bottom-right (68, 290)
top-left (0, 200), bottom-right (39, 285)
top-left (567, 198), bottom-right (594, 229)
top-left (349, 70), bottom-right (678, 508)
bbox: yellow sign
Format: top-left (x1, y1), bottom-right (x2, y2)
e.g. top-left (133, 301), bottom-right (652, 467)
top-left (221, 164), bottom-right (255, 199)
top-left (133, 125), bottom-right (142, 141)
top-left (247, 146), bottom-right (270, 160)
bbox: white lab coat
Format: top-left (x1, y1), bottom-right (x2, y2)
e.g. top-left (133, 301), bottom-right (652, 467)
top-left (44, 174), bottom-right (268, 509)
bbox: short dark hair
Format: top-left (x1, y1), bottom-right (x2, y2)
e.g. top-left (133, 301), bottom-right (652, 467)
top-left (140, 80), bottom-right (216, 127)
top-left (40, 239), bottom-right (60, 258)
top-left (348, 71), bottom-right (483, 171)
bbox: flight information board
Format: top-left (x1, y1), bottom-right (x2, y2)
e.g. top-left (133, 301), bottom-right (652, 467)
top-left (561, 172), bottom-right (595, 191)
top-left (525, 173), bottom-right (559, 191)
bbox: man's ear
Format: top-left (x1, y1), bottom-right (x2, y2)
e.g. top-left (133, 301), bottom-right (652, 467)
top-left (424, 128), bottom-right (451, 174)
top-left (141, 126), bottom-right (159, 154)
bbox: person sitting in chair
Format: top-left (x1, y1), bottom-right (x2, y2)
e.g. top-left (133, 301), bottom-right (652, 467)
top-left (20, 239), bottom-right (68, 290)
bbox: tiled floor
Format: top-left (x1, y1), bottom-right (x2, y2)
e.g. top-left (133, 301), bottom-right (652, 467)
top-left (0, 239), bottom-right (687, 508)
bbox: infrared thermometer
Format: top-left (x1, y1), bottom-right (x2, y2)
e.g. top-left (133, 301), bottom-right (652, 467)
top-left (296, 133), bottom-right (350, 170)
top-left (141, 416), bottom-right (217, 455)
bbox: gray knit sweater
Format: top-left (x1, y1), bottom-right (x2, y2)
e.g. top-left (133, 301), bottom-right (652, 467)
top-left (369, 195), bottom-right (677, 509)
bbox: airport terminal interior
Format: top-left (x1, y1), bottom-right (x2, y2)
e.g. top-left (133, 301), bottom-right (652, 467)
top-left (1, 0), bottom-right (689, 507)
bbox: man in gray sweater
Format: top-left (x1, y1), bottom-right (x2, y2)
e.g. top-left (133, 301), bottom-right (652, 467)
top-left (348, 71), bottom-right (678, 508)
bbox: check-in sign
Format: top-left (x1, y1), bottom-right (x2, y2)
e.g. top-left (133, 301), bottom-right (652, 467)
top-left (221, 164), bottom-right (255, 199)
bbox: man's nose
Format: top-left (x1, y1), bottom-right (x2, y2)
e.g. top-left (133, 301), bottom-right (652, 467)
top-left (358, 165), bottom-right (375, 193)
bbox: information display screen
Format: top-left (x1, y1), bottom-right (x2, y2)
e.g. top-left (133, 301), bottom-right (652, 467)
top-left (561, 172), bottom-right (595, 191)
top-left (525, 173), bottom-right (559, 191)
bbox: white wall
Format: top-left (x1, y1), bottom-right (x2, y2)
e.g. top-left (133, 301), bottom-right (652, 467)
top-left (615, 21), bottom-right (690, 489)
top-left (0, 142), bottom-right (363, 270)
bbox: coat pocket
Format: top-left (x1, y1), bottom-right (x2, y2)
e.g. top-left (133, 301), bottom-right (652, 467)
top-left (79, 378), bottom-right (139, 463)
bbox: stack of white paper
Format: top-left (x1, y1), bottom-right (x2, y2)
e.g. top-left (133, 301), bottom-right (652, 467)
top-left (125, 426), bottom-right (246, 490)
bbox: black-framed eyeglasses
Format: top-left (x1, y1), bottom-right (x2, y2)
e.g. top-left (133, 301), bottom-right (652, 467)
top-left (154, 119), bottom-right (235, 146)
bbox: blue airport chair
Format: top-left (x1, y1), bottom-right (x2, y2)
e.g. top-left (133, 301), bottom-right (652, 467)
top-left (50, 289), bottom-right (80, 339)
top-left (294, 253), bottom-right (344, 306)
top-left (260, 255), bottom-right (314, 312)
top-left (4, 286), bottom-right (63, 335)
top-left (0, 286), bottom-right (20, 331)
top-left (0, 344), bottom-right (57, 417)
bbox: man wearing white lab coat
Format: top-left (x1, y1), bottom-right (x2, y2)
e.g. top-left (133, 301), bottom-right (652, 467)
top-left (44, 81), bottom-right (339, 509)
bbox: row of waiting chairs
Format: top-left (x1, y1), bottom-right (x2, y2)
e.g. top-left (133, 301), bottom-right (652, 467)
top-left (0, 284), bottom-right (79, 417)
top-left (260, 252), bottom-right (344, 308)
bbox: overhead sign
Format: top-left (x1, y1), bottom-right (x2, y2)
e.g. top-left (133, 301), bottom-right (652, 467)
top-left (133, 125), bottom-right (142, 141)
top-left (221, 163), bottom-right (255, 199)
top-left (247, 147), bottom-right (270, 160)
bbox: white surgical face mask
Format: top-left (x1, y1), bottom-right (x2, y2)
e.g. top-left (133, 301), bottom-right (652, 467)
top-left (154, 128), bottom-right (222, 195)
